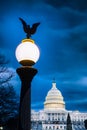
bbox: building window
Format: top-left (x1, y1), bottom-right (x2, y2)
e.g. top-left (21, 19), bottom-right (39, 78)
top-left (46, 126), bottom-right (47, 129)
top-left (48, 117), bottom-right (50, 121)
top-left (62, 117), bottom-right (64, 121)
top-left (52, 117), bottom-right (54, 121)
top-left (64, 126), bottom-right (66, 129)
top-left (57, 126), bottom-right (59, 129)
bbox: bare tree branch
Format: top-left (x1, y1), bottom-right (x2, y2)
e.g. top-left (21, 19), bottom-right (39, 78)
top-left (0, 54), bottom-right (14, 86)
top-left (0, 54), bottom-right (9, 66)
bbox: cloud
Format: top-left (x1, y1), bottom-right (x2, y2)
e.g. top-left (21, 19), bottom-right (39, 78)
top-left (75, 77), bottom-right (87, 86)
top-left (66, 100), bottom-right (87, 112)
top-left (31, 101), bottom-right (44, 110)
top-left (45, 0), bottom-right (87, 11)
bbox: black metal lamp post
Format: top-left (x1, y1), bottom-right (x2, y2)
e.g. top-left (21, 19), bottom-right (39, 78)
top-left (15, 18), bottom-right (40, 130)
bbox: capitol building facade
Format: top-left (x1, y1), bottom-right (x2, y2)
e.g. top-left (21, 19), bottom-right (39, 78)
top-left (31, 82), bottom-right (87, 130)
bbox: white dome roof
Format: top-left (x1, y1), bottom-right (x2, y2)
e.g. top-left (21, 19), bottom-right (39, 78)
top-left (44, 82), bottom-right (65, 111)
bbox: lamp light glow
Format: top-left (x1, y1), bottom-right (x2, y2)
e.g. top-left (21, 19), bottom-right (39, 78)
top-left (15, 39), bottom-right (40, 66)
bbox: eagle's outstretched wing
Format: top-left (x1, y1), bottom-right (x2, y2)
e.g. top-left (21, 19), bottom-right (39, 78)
top-left (19, 17), bottom-right (30, 33)
top-left (19, 17), bottom-right (40, 38)
top-left (30, 22), bottom-right (40, 34)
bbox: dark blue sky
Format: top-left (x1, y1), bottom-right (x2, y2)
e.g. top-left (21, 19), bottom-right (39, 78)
top-left (1, 0), bottom-right (87, 112)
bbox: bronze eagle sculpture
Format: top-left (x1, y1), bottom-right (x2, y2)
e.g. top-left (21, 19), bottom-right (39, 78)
top-left (19, 17), bottom-right (40, 38)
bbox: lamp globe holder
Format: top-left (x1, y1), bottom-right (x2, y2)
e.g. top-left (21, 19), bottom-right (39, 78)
top-left (15, 38), bottom-right (40, 67)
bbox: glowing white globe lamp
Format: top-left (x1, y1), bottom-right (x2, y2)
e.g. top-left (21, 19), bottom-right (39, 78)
top-left (15, 39), bottom-right (40, 66)
top-left (0, 126), bottom-right (3, 130)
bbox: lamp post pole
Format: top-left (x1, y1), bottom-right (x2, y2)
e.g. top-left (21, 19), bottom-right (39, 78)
top-left (16, 67), bottom-right (37, 130)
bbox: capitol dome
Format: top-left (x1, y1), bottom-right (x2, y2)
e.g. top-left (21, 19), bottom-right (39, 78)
top-left (44, 82), bottom-right (65, 111)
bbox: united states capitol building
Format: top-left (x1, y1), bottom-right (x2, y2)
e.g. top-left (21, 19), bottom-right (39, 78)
top-left (31, 81), bottom-right (87, 130)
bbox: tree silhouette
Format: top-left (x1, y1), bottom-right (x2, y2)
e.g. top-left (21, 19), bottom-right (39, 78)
top-left (5, 116), bottom-right (18, 130)
top-left (0, 85), bottom-right (19, 125)
top-left (66, 113), bottom-right (72, 130)
top-left (0, 54), bottom-right (14, 86)
top-left (0, 54), bottom-right (19, 127)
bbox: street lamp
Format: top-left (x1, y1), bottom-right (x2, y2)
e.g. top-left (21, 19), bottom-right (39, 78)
top-left (15, 18), bottom-right (40, 130)
top-left (0, 126), bottom-right (3, 130)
